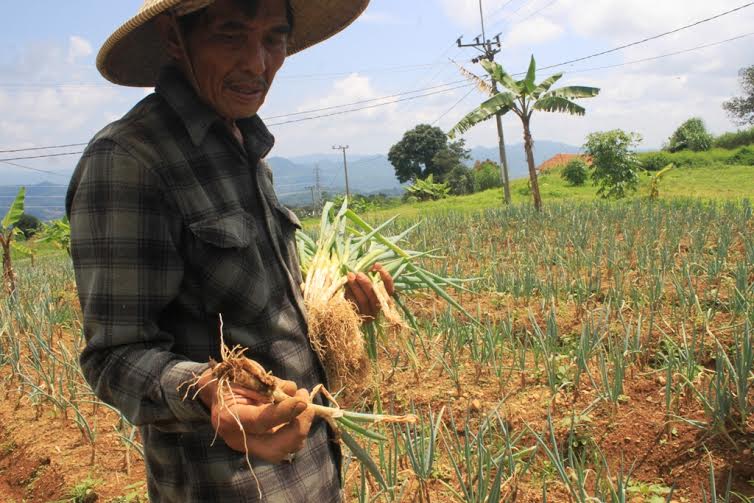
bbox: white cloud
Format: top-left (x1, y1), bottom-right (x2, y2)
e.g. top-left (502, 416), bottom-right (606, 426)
top-left (66, 36), bottom-right (93, 64)
top-left (504, 17), bottom-right (564, 47)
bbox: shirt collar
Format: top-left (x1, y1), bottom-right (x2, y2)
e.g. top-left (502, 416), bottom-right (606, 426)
top-left (155, 66), bottom-right (275, 158)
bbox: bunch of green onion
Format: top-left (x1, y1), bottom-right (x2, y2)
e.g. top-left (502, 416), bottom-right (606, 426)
top-left (296, 201), bottom-right (476, 388)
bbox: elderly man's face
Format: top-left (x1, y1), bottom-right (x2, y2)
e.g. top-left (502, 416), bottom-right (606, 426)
top-left (175, 0), bottom-right (289, 120)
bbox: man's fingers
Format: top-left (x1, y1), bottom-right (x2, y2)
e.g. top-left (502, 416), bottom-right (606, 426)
top-left (226, 396), bottom-right (308, 435)
top-left (372, 263), bottom-right (395, 297)
top-left (246, 393), bottom-right (315, 463)
top-left (276, 378), bottom-right (298, 397)
top-left (346, 272), bottom-right (375, 318)
top-left (355, 272), bottom-right (380, 316)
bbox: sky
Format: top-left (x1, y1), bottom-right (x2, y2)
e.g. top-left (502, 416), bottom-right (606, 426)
top-left (1, 0), bottom-right (754, 182)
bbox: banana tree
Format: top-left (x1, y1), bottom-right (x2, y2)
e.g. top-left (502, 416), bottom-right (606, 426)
top-left (1, 187), bottom-right (26, 295)
top-left (449, 56), bottom-right (600, 211)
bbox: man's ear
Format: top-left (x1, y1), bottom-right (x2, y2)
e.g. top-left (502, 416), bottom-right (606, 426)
top-left (154, 14), bottom-right (183, 61)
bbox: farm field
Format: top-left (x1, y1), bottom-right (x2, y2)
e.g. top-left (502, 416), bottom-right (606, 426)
top-left (1, 197), bottom-right (754, 502)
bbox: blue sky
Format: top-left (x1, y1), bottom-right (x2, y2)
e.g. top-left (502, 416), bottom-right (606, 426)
top-left (1, 0), bottom-right (754, 182)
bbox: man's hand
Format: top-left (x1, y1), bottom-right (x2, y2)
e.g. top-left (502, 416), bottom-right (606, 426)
top-left (196, 370), bottom-right (315, 464)
top-left (345, 263), bottom-right (395, 321)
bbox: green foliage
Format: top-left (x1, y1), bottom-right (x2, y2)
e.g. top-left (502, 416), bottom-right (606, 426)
top-left (726, 146), bottom-right (754, 166)
top-left (38, 217), bottom-right (72, 256)
top-left (15, 213), bottom-right (42, 239)
top-left (445, 165), bottom-right (475, 195)
top-left (714, 126), bottom-right (754, 149)
top-left (723, 65), bottom-right (754, 126)
top-left (388, 124), bottom-right (468, 183)
top-left (649, 164), bottom-right (674, 200)
top-left (449, 55), bottom-right (599, 210)
top-left (639, 151), bottom-right (674, 172)
top-left (666, 117), bottom-right (713, 152)
top-left (472, 160), bottom-right (502, 192)
top-left (404, 174), bottom-right (450, 201)
top-left (432, 139), bottom-right (470, 182)
top-left (561, 158), bottom-right (589, 186)
top-left (584, 130), bottom-right (642, 199)
top-left (1, 187), bottom-right (25, 231)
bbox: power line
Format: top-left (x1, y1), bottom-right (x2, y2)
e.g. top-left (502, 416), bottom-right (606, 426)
top-left (0, 143), bottom-right (88, 154)
top-left (563, 31), bottom-right (754, 74)
top-left (262, 79), bottom-right (470, 120)
top-left (0, 160), bottom-right (72, 177)
top-left (266, 83), bottom-right (473, 127)
top-left (513, 0), bottom-right (560, 25)
top-left (0, 61), bottom-right (462, 90)
top-left (0, 152), bottom-right (83, 163)
top-left (537, 1), bottom-right (754, 72)
top-left (432, 87), bottom-right (478, 126)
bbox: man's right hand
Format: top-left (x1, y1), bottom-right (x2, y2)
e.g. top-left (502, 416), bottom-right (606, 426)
top-left (196, 369), bottom-right (315, 464)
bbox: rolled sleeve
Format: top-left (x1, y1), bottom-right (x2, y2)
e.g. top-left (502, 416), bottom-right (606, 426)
top-left (67, 139), bottom-right (209, 432)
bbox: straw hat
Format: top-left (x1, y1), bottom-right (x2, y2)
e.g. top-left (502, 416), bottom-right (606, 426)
top-left (97, 0), bottom-right (370, 87)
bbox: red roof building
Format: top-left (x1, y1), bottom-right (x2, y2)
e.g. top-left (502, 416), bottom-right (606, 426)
top-left (536, 154), bottom-right (591, 174)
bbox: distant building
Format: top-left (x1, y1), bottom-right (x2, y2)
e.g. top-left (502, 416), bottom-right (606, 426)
top-left (536, 154), bottom-right (591, 175)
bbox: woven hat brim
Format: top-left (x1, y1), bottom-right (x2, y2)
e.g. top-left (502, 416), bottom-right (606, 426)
top-left (97, 0), bottom-right (370, 87)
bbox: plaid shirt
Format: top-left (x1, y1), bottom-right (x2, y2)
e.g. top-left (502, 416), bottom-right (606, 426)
top-left (66, 66), bottom-right (340, 503)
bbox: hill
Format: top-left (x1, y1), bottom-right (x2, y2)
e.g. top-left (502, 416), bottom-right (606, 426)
top-left (1, 140), bottom-right (581, 219)
top-left (325, 163), bottom-right (753, 224)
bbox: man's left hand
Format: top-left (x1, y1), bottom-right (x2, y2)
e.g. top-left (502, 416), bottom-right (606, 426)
top-left (345, 264), bottom-right (395, 321)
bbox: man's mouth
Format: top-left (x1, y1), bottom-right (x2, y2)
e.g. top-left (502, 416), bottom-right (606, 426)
top-left (227, 82), bottom-right (267, 99)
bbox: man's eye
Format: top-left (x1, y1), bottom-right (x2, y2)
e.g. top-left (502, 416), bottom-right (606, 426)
top-left (217, 33), bottom-right (240, 42)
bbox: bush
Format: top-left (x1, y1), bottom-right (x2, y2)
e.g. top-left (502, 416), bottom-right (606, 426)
top-left (404, 174), bottom-right (450, 201)
top-left (584, 129), bottom-right (642, 199)
top-left (715, 127), bottom-right (754, 149)
top-left (472, 160), bottom-right (502, 192)
top-left (560, 159), bottom-right (589, 185)
top-left (638, 151), bottom-right (673, 172)
top-left (445, 166), bottom-right (475, 195)
top-left (16, 213), bottom-right (42, 239)
top-left (727, 146), bottom-right (754, 166)
top-left (666, 118), bottom-right (713, 152)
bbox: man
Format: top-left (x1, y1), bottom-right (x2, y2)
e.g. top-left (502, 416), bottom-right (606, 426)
top-left (66, 0), bottom-right (388, 501)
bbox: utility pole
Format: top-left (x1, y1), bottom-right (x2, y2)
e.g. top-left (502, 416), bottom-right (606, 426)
top-left (456, 0), bottom-right (512, 204)
top-left (314, 164), bottom-right (322, 208)
top-left (332, 145), bottom-right (350, 199)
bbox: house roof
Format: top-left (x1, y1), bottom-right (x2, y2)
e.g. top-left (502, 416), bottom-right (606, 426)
top-left (536, 154), bottom-right (590, 174)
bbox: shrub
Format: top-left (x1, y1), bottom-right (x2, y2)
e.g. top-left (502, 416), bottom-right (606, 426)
top-left (666, 118), bottom-right (713, 152)
top-left (714, 127), bottom-right (754, 149)
top-left (727, 146), bottom-right (754, 166)
top-left (404, 174), bottom-right (450, 201)
top-left (445, 166), bottom-right (475, 195)
top-left (472, 160), bottom-right (502, 192)
top-left (638, 151), bottom-right (673, 172)
top-left (584, 129), bottom-right (642, 199)
top-left (560, 158), bottom-right (589, 185)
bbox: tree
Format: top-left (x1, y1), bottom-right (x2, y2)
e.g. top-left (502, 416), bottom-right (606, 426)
top-left (472, 160), bottom-right (502, 192)
top-left (584, 130), bottom-right (642, 199)
top-left (561, 158), bottom-right (589, 186)
top-left (1, 187), bottom-right (26, 295)
top-left (666, 117), bottom-right (713, 152)
top-left (38, 216), bottom-right (72, 256)
top-left (388, 125), bottom-right (469, 183)
top-left (723, 65), bottom-right (754, 126)
top-left (445, 165), bottom-right (475, 195)
top-left (449, 55), bottom-right (599, 211)
top-left (16, 213), bottom-right (42, 239)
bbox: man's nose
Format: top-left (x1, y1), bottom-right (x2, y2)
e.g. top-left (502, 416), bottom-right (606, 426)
top-left (240, 38), bottom-right (267, 75)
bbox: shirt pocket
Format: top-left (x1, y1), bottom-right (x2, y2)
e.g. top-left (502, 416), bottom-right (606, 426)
top-left (186, 210), bottom-right (271, 323)
top-left (272, 203), bottom-right (305, 284)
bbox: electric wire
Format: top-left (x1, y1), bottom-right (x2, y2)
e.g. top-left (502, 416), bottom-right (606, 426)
top-left (537, 1), bottom-right (754, 72)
